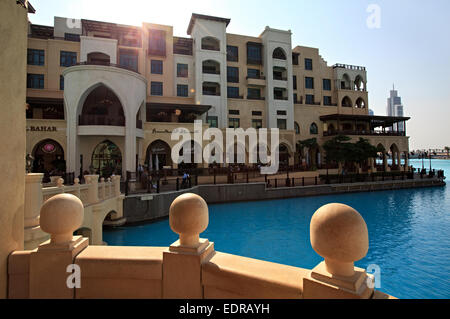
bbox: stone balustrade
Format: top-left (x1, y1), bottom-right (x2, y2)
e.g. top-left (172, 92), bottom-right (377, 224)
top-left (9, 192), bottom-right (395, 299)
top-left (24, 174), bottom-right (124, 250)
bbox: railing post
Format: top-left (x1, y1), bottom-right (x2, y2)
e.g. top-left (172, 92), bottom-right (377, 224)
top-left (84, 175), bottom-right (99, 204)
top-left (315, 176), bottom-right (318, 185)
top-left (275, 179), bottom-right (278, 188)
top-left (111, 175), bottom-right (121, 196)
top-left (100, 177), bottom-right (106, 200)
top-left (176, 178), bottom-right (179, 191)
top-left (157, 179), bottom-right (160, 193)
top-left (214, 169), bottom-right (216, 185)
top-left (303, 203), bottom-right (374, 299)
top-left (24, 174), bottom-right (44, 229)
top-left (29, 194), bottom-right (89, 299)
top-left (302, 177), bottom-right (305, 186)
top-left (163, 194), bottom-right (214, 298)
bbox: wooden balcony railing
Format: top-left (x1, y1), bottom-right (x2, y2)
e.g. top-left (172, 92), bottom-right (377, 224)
top-left (323, 130), bottom-right (407, 137)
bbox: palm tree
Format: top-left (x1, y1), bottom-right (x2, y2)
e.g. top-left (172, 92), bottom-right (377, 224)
top-left (297, 138), bottom-right (318, 169)
top-left (445, 146), bottom-right (450, 159)
top-left (322, 135), bottom-right (351, 174)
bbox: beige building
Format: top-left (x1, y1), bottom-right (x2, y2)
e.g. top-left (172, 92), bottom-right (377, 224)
top-left (25, 13), bottom-right (410, 180)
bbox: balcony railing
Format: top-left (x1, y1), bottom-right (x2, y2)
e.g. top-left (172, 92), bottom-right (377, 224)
top-left (203, 91), bottom-right (220, 96)
top-left (323, 130), bottom-right (407, 137)
top-left (247, 96), bottom-right (265, 100)
top-left (246, 75), bottom-right (266, 80)
top-left (79, 115), bottom-right (125, 126)
top-left (273, 76), bottom-right (287, 81)
top-left (333, 63), bottom-right (366, 71)
top-left (274, 96), bottom-right (289, 101)
top-left (75, 61), bottom-right (140, 74)
top-left (202, 68), bottom-right (220, 75)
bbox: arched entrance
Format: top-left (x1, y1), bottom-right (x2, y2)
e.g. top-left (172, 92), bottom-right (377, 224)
top-left (178, 141), bottom-right (201, 170)
top-left (91, 140), bottom-right (122, 178)
top-left (32, 139), bottom-right (65, 176)
top-left (278, 144), bottom-right (290, 168)
top-left (146, 140), bottom-right (172, 171)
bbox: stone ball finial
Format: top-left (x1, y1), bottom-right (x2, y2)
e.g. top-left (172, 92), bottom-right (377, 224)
top-left (169, 193), bottom-right (209, 247)
top-left (310, 203), bottom-right (368, 277)
top-left (40, 194), bottom-right (84, 244)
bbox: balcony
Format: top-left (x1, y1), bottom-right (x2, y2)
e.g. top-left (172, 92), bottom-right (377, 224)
top-left (333, 63), bottom-right (366, 71)
top-left (323, 130), bottom-right (407, 137)
top-left (246, 75), bottom-right (266, 87)
top-left (75, 61), bottom-right (140, 75)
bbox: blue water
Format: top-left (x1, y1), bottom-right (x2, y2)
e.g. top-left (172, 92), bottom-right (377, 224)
top-left (104, 159), bottom-right (450, 299)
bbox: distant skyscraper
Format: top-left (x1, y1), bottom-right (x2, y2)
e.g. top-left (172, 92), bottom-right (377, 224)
top-left (369, 109), bottom-right (374, 116)
top-left (387, 84), bottom-right (405, 131)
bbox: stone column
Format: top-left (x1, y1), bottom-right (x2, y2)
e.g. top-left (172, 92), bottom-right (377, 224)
top-left (0, 0), bottom-right (28, 299)
top-left (29, 194), bottom-right (89, 299)
top-left (303, 203), bottom-right (375, 299)
top-left (85, 175), bottom-right (99, 204)
top-left (163, 193), bottom-right (215, 299)
top-left (24, 174), bottom-right (44, 228)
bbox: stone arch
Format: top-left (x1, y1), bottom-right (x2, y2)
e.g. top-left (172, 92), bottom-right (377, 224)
top-left (294, 122), bottom-right (300, 135)
top-left (341, 73), bottom-right (352, 90)
top-left (272, 47), bottom-right (287, 60)
top-left (32, 139), bottom-right (66, 177)
top-left (354, 75), bottom-right (365, 91)
top-left (310, 122), bottom-right (319, 135)
top-left (201, 36), bottom-right (220, 51)
top-left (145, 139), bottom-right (172, 171)
top-left (80, 85), bottom-right (126, 126)
top-left (355, 97), bottom-right (366, 109)
top-left (341, 96), bottom-right (352, 107)
top-left (91, 140), bottom-right (122, 178)
top-left (202, 59), bottom-right (221, 74)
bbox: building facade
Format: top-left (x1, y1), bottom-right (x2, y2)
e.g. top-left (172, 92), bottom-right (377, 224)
top-left (25, 13), bottom-right (410, 179)
top-left (387, 85), bottom-right (405, 132)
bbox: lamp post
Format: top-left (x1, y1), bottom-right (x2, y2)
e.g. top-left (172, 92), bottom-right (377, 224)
top-left (429, 149), bottom-right (432, 172)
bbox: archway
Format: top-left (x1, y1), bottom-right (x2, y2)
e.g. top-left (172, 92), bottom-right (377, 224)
top-left (272, 47), bottom-right (287, 60)
top-left (354, 75), bottom-right (364, 91)
top-left (91, 140), bottom-right (122, 178)
top-left (341, 74), bottom-right (351, 90)
top-left (201, 37), bottom-right (220, 51)
top-left (32, 139), bottom-right (65, 177)
top-left (202, 60), bottom-right (220, 74)
top-left (355, 97), bottom-right (366, 109)
top-left (146, 140), bottom-right (172, 171)
top-left (80, 85), bottom-right (125, 126)
top-left (341, 96), bottom-right (352, 107)
top-left (310, 123), bottom-right (318, 135)
top-left (278, 143), bottom-right (291, 168)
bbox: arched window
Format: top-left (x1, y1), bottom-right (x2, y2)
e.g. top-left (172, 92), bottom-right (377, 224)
top-left (201, 37), bottom-right (220, 51)
top-left (80, 85), bottom-right (125, 126)
top-left (202, 60), bottom-right (220, 74)
top-left (354, 75), bottom-right (364, 91)
top-left (341, 96), bottom-right (352, 107)
top-left (272, 47), bottom-right (287, 60)
top-left (294, 122), bottom-right (300, 135)
top-left (91, 140), bottom-right (122, 178)
top-left (310, 123), bottom-right (318, 135)
top-left (355, 97), bottom-right (366, 108)
top-left (146, 140), bottom-right (172, 171)
top-left (32, 139), bottom-right (65, 177)
top-left (341, 73), bottom-right (351, 90)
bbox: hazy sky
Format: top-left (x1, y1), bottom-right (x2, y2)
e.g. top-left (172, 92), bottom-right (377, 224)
top-left (28, 0), bottom-right (450, 150)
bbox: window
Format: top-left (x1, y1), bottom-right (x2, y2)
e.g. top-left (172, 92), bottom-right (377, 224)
top-left (227, 87), bottom-right (240, 98)
top-left (274, 88), bottom-right (286, 100)
top-left (293, 94), bottom-right (298, 103)
top-left (306, 94), bottom-right (315, 104)
top-left (173, 37), bottom-right (193, 55)
top-left (323, 79), bottom-right (332, 91)
top-left (310, 123), bottom-right (318, 135)
top-left (247, 88), bottom-right (261, 99)
top-left (277, 110), bottom-right (287, 116)
top-left (207, 116), bottom-right (218, 128)
top-left (60, 51), bottom-right (77, 67)
top-left (277, 119), bottom-right (287, 130)
top-left (27, 74), bottom-right (44, 89)
top-left (202, 37), bottom-right (220, 51)
top-left (293, 75), bottom-right (297, 90)
top-left (247, 69), bottom-right (260, 79)
top-left (151, 60), bottom-right (163, 74)
top-left (64, 33), bottom-right (80, 42)
top-left (252, 119), bottom-right (262, 129)
top-left (151, 82), bottom-right (163, 96)
top-left (177, 63), bottom-right (188, 77)
top-left (227, 45), bottom-right (238, 62)
top-left (227, 67), bottom-right (239, 83)
top-left (229, 110), bottom-right (240, 115)
top-left (60, 75), bottom-right (64, 91)
top-left (252, 111), bottom-right (262, 116)
top-left (247, 42), bottom-right (262, 65)
top-left (294, 122), bottom-right (300, 134)
top-left (229, 118), bottom-right (240, 128)
top-left (292, 53), bottom-right (299, 65)
top-left (27, 49), bottom-right (44, 66)
top-left (177, 84), bottom-right (188, 97)
top-left (305, 77), bottom-right (314, 89)
top-left (305, 58), bottom-right (313, 70)
top-left (119, 50), bottom-right (138, 72)
top-left (203, 82), bottom-right (220, 96)
top-left (272, 48), bottom-right (287, 60)
top-left (148, 29), bottom-right (166, 56)
top-left (324, 96), bottom-right (332, 106)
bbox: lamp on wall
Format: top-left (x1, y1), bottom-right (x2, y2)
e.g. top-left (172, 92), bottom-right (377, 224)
top-left (175, 109), bottom-right (181, 116)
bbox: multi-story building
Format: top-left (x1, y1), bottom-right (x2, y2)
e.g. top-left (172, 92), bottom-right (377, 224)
top-left (387, 85), bottom-right (405, 132)
top-left (25, 13), bottom-right (410, 179)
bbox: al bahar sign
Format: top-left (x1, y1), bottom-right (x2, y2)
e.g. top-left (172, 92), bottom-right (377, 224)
top-left (27, 126), bottom-right (57, 132)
